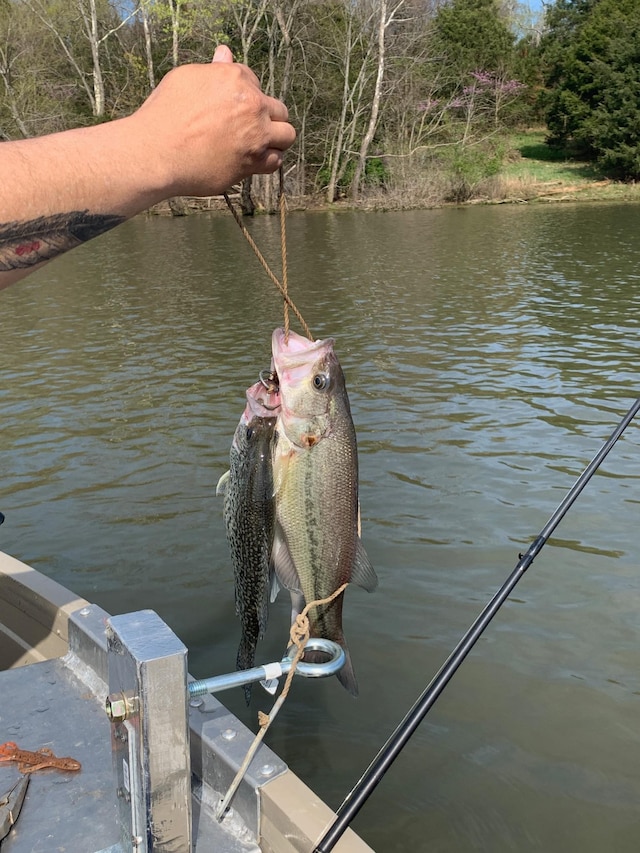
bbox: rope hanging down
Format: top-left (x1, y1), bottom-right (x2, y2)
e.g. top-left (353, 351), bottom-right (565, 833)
top-left (222, 172), bottom-right (312, 341)
top-left (216, 582), bottom-right (349, 821)
top-left (279, 169), bottom-right (290, 342)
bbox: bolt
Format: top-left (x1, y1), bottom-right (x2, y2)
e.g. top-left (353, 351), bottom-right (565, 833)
top-left (105, 693), bottom-right (128, 722)
top-left (221, 728), bottom-right (237, 741)
top-left (105, 691), bottom-right (138, 722)
top-left (259, 763), bottom-right (276, 778)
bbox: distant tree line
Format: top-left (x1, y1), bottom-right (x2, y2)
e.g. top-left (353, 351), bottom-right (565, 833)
top-left (1, 0), bottom-right (639, 208)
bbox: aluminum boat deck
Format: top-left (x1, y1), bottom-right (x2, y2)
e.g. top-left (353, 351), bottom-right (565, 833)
top-left (0, 551), bottom-right (372, 852)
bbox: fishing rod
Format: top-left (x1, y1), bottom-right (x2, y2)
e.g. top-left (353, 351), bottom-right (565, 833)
top-left (313, 396), bottom-right (640, 853)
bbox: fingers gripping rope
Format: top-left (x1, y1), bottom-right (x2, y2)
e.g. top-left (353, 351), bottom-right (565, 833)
top-left (216, 583), bottom-right (349, 821)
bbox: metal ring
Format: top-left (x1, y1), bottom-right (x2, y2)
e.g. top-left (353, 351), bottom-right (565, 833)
top-left (287, 638), bottom-right (346, 678)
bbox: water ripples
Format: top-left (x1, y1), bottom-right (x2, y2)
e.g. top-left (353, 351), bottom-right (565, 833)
top-left (3, 205), bottom-right (640, 851)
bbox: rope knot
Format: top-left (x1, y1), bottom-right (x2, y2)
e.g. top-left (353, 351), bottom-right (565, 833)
top-left (289, 612), bottom-right (310, 650)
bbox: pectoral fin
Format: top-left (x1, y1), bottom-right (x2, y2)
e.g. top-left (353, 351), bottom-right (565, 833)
top-left (269, 571), bottom-right (281, 604)
top-left (271, 534), bottom-right (307, 625)
top-left (271, 531), bottom-right (303, 596)
top-left (216, 470), bottom-right (230, 496)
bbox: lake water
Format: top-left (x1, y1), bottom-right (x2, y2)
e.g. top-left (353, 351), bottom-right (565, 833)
top-left (2, 203), bottom-right (640, 851)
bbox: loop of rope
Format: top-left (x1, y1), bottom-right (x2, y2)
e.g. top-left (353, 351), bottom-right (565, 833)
top-left (216, 582), bottom-right (349, 821)
top-left (277, 581), bottom-right (348, 709)
top-left (222, 187), bottom-right (313, 341)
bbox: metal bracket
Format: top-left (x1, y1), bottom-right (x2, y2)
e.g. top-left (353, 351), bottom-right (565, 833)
top-left (106, 610), bottom-right (191, 852)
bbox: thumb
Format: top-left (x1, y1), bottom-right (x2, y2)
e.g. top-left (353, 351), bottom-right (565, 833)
top-left (212, 44), bottom-right (234, 63)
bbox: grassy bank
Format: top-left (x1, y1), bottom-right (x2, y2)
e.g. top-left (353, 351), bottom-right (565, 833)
top-left (341, 129), bottom-right (640, 210)
top-left (487, 129), bottom-right (640, 204)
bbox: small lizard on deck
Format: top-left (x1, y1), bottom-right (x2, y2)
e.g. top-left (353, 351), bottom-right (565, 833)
top-left (0, 741), bottom-right (81, 773)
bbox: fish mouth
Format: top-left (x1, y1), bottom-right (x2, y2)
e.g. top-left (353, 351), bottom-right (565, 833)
top-left (272, 328), bottom-right (336, 385)
top-left (245, 379), bottom-right (281, 418)
top-left (272, 328), bottom-right (335, 362)
top-left (258, 399), bottom-right (280, 411)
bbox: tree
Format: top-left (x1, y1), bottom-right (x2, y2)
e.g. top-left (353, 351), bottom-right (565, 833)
top-left (0, 1), bottom-right (31, 136)
top-left (20, 0), bottom-right (134, 118)
top-left (137, 0), bottom-right (156, 90)
top-left (431, 0), bottom-right (516, 82)
top-left (0, 0), bottom-right (95, 136)
top-left (427, 0), bottom-right (521, 139)
top-left (315, 1), bottom-right (377, 203)
top-left (351, 0), bottom-right (406, 200)
top-left (541, 0), bottom-right (640, 179)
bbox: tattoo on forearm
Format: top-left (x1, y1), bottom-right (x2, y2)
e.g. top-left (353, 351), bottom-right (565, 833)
top-left (0, 210), bottom-right (125, 271)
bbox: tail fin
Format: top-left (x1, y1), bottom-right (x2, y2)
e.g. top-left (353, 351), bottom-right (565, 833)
top-left (303, 642), bottom-right (359, 698)
top-left (336, 644), bottom-right (359, 697)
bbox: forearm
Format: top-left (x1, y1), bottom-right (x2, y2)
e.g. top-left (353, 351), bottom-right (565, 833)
top-left (0, 117), bottom-right (164, 290)
top-left (0, 52), bottom-right (295, 292)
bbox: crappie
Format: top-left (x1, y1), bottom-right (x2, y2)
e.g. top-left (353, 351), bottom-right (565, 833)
top-left (217, 376), bottom-right (280, 703)
top-left (271, 328), bottom-right (377, 696)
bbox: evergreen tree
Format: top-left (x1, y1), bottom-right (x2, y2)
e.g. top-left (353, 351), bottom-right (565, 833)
top-left (541, 0), bottom-right (640, 179)
top-left (432, 0), bottom-right (516, 80)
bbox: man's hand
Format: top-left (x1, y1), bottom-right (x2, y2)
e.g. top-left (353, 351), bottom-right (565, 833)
top-left (130, 45), bottom-right (296, 198)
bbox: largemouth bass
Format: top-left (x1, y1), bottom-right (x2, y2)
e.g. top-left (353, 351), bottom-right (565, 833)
top-left (271, 328), bottom-right (377, 696)
top-left (217, 375), bottom-right (280, 704)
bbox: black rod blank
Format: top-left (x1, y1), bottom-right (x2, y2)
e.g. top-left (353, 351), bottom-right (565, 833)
top-left (314, 397), bottom-right (640, 853)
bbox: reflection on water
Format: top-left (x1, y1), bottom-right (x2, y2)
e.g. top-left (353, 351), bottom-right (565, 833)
top-left (3, 204), bottom-right (640, 852)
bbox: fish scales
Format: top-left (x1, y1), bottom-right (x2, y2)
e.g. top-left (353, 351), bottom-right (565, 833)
top-left (277, 399), bottom-right (358, 615)
top-left (271, 328), bottom-right (377, 697)
top-left (219, 380), bottom-right (280, 704)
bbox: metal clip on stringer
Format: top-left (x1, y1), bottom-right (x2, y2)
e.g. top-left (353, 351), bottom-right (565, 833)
top-left (187, 638), bottom-right (345, 699)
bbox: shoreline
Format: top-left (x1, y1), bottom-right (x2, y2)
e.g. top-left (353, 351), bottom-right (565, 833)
top-left (149, 178), bottom-right (640, 218)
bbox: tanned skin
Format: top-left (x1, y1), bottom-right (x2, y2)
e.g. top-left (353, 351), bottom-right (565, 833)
top-left (0, 45), bottom-right (296, 291)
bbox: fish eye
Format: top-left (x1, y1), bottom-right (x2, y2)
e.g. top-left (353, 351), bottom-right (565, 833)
top-left (312, 372), bottom-right (329, 391)
top-left (246, 426), bottom-right (254, 440)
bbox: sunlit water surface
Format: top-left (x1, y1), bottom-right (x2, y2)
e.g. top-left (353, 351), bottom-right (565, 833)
top-left (3, 204), bottom-right (640, 851)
